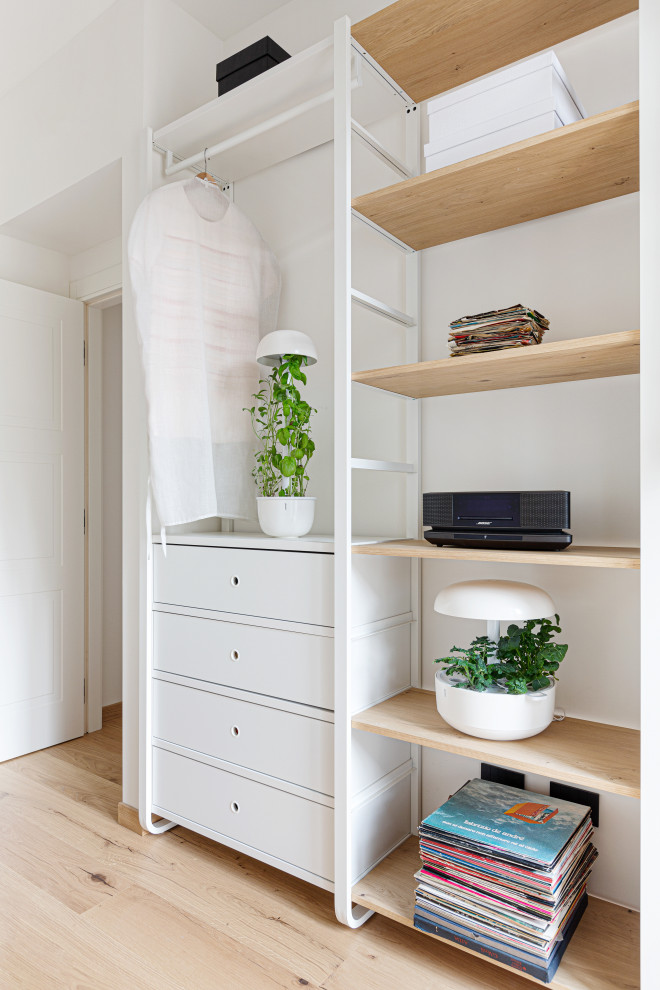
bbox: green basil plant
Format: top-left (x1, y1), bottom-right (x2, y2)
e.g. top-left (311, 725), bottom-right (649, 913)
top-left (434, 614), bottom-right (568, 695)
top-left (245, 353), bottom-right (316, 498)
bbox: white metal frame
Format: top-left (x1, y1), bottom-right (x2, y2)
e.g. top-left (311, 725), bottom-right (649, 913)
top-left (86, 305), bottom-right (104, 733)
top-left (86, 287), bottom-right (124, 734)
top-left (640, 0), bottom-right (659, 983)
top-left (333, 15), bottom-right (421, 929)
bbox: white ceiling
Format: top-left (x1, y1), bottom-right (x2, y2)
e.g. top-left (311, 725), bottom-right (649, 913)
top-left (0, 160), bottom-right (122, 256)
top-left (0, 0), bottom-right (292, 102)
top-left (173, 0), bottom-right (292, 44)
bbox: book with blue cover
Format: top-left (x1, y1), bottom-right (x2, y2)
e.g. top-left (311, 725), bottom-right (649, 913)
top-left (420, 778), bottom-right (590, 869)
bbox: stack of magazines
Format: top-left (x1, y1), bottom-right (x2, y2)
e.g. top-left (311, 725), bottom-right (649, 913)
top-left (448, 304), bottom-right (549, 356)
top-left (414, 778), bottom-right (597, 983)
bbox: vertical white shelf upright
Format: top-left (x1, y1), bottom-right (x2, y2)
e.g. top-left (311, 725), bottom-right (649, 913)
top-left (333, 14), bottom-right (422, 928)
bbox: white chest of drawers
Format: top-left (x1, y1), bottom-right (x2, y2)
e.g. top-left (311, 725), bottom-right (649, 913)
top-left (146, 533), bottom-right (414, 891)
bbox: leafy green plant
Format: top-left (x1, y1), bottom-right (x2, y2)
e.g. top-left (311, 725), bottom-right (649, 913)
top-left (244, 353), bottom-right (316, 498)
top-left (434, 615), bottom-right (567, 695)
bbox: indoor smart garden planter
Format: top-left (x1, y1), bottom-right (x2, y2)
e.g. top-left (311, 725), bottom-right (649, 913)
top-left (432, 578), bottom-right (566, 741)
top-left (434, 668), bottom-right (556, 741)
top-left (257, 496), bottom-right (316, 538)
top-left (249, 329), bottom-right (319, 540)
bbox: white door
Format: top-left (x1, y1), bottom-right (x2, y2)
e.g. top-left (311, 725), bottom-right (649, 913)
top-left (0, 278), bottom-right (85, 761)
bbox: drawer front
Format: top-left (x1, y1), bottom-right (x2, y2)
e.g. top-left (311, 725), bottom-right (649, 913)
top-left (153, 610), bottom-right (333, 710)
top-left (153, 679), bottom-right (334, 795)
top-left (153, 545), bottom-right (333, 625)
top-left (153, 747), bottom-right (333, 881)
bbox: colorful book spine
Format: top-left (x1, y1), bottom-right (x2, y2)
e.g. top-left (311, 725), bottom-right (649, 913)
top-left (413, 893), bottom-right (588, 984)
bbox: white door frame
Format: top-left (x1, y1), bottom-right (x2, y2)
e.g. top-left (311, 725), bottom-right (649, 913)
top-left (85, 287), bottom-right (122, 733)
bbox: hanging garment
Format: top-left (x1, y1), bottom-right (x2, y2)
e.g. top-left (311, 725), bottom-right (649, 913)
top-left (128, 178), bottom-right (281, 526)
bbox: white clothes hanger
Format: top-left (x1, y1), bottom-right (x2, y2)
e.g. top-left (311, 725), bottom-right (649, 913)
top-left (195, 147), bottom-right (217, 185)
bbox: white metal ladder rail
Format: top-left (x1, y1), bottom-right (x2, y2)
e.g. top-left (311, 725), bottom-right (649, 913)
top-left (333, 14), bottom-right (422, 929)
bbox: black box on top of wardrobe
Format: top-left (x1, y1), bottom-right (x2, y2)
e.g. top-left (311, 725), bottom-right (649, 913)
top-left (216, 37), bottom-right (291, 96)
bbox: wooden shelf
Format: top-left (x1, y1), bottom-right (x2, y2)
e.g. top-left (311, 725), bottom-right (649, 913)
top-left (352, 330), bottom-right (639, 398)
top-left (352, 540), bottom-right (640, 569)
top-left (353, 689), bottom-right (640, 797)
top-left (351, 103), bottom-right (639, 251)
top-left (353, 0), bottom-right (638, 104)
top-left (352, 837), bottom-right (639, 990)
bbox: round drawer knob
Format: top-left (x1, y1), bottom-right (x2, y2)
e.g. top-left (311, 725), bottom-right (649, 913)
top-left (230, 575), bottom-right (240, 587)
top-left (230, 649), bottom-right (240, 662)
top-left (230, 725), bottom-right (240, 738)
top-left (230, 801), bottom-right (240, 814)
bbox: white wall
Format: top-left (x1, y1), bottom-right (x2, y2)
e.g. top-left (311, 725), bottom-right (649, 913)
top-left (0, 0), bottom-right (223, 232)
top-left (0, 235), bottom-right (70, 296)
top-left (221, 0), bottom-right (382, 58)
top-left (70, 236), bottom-right (123, 303)
top-left (0, 0), bottom-right (117, 101)
top-left (102, 304), bottom-right (123, 706)
top-left (0, 0), bottom-right (144, 230)
top-left (143, 0), bottom-right (223, 130)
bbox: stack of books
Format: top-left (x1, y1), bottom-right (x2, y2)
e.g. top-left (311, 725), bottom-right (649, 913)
top-left (448, 304), bottom-right (549, 356)
top-left (414, 778), bottom-right (597, 983)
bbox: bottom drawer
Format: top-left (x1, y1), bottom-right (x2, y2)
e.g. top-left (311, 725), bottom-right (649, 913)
top-left (153, 747), bottom-right (333, 881)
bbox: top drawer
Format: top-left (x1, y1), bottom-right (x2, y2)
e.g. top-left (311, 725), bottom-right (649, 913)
top-left (153, 545), bottom-right (333, 626)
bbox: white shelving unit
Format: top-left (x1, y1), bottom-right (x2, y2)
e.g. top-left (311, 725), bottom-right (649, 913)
top-left (141, 5), bottom-right (641, 986)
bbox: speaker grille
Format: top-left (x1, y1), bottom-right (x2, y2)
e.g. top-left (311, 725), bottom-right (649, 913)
top-left (520, 492), bottom-right (570, 528)
top-left (423, 492), bottom-right (453, 528)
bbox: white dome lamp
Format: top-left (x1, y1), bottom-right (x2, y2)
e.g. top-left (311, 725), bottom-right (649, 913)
top-left (256, 330), bottom-right (318, 367)
top-left (433, 579), bottom-right (556, 643)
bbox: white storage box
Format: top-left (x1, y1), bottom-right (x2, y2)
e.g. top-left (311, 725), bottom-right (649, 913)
top-left (424, 51), bottom-right (584, 172)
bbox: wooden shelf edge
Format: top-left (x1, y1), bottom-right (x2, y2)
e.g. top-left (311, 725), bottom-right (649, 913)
top-left (351, 330), bottom-right (640, 399)
top-left (352, 0), bottom-right (638, 105)
top-left (352, 689), bottom-right (640, 798)
top-left (352, 102), bottom-right (639, 251)
top-left (352, 837), bottom-right (640, 990)
top-left (351, 540), bottom-right (640, 569)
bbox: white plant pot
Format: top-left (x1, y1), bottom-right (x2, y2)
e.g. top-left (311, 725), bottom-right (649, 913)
top-left (257, 496), bottom-right (316, 538)
top-left (435, 668), bottom-right (556, 741)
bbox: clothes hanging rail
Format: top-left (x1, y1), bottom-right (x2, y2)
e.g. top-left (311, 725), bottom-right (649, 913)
top-left (156, 88), bottom-right (348, 179)
top-left (151, 142), bottom-right (229, 188)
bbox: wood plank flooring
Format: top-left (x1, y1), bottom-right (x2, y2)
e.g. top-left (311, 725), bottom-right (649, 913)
top-left (0, 713), bottom-right (555, 989)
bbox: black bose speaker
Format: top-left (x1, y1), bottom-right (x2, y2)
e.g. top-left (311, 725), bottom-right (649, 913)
top-left (423, 491), bottom-right (571, 551)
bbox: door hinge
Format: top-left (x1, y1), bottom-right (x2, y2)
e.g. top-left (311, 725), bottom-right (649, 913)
top-left (83, 678), bottom-right (86, 703)
top-left (83, 508), bottom-right (86, 534)
top-left (83, 340), bottom-right (86, 366)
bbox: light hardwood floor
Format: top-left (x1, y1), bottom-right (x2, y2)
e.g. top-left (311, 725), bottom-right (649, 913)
top-left (0, 713), bottom-right (540, 989)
